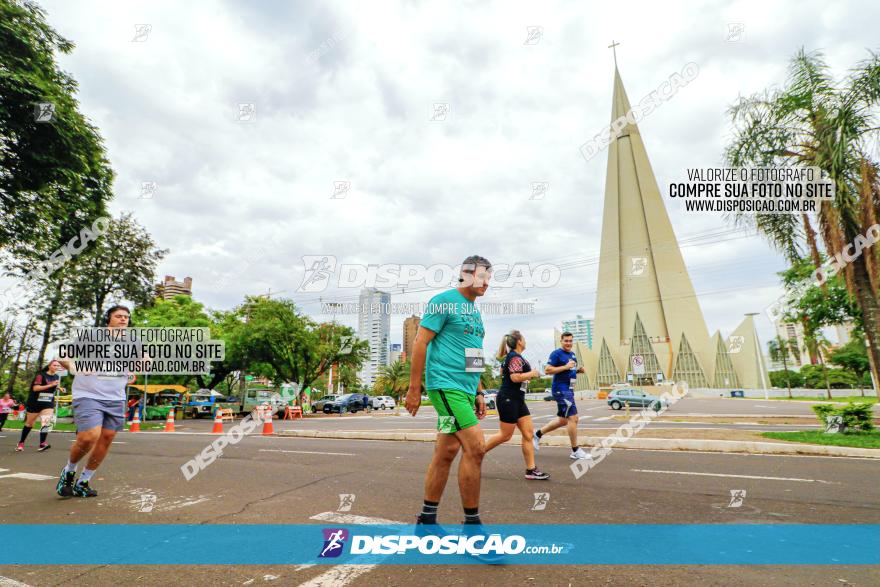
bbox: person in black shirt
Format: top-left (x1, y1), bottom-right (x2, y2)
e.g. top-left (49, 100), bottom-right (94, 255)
top-left (484, 330), bottom-right (549, 480)
top-left (16, 360), bottom-right (63, 452)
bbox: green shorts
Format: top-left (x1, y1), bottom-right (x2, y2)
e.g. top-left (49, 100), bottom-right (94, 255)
top-left (428, 388), bottom-right (478, 434)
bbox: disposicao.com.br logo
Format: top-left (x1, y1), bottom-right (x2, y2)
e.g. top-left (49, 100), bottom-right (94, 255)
top-left (298, 256), bottom-right (561, 293)
top-left (321, 529), bottom-right (562, 557)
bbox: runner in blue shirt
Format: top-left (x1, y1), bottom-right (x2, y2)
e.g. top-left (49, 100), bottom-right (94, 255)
top-left (533, 332), bottom-right (592, 460)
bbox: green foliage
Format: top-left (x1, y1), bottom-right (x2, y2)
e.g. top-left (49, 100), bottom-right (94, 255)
top-left (374, 360), bottom-right (410, 399)
top-left (66, 213), bottom-right (167, 325)
top-left (769, 369), bottom-right (804, 388)
top-left (829, 338), bottom-right (871, 386)
top-left (800, 364), bottom-right (858, 389)
top-left (0, 0), bottom-right (113, 249)
top-left (811, 402), bottom-right (875, 431)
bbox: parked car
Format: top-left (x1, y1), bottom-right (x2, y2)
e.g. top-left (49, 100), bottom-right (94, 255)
top-left (351, 393), bottom-right (372, 411)
top-left (607, 388), bottom-right (666, 411)
top-left (323, 393), bottom-right (367, 414)
top-left (483, 391), bottom-right (497, 410)
top-left (372, 395), bottom-right (397, 410)
top-left (312, 394), bottom-right (339, 413)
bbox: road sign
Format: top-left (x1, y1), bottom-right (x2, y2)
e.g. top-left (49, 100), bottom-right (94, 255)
top-left (631, 355), bottom-right (645, 375)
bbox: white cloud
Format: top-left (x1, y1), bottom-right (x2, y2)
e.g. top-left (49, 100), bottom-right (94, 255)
top-left (26, 0), bottom-right (878, 354)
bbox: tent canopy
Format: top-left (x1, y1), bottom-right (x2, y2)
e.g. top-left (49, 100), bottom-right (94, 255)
top-left (128, 384), bottom-right (189, 394)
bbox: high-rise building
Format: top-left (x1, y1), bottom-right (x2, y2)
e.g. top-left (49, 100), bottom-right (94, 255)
top-left (403, 315), bottom-right (421, 359)
top-left (587, 64), bottom-right (767, 389)
top-left (358, 288), bottom-right (391, 387)
top-left (772, 320), bottom-right (811, 367)
top-left (154, 275), bottom-right (193, 300)
top-left (389, 343), bottom-right (402, 365)
top-left (562, 315), bottom-right (593, 349)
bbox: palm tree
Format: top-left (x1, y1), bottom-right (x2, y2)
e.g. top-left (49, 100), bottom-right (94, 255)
top-left (804, 333), bottom-right (833, 399)
top-left (725, 48), bottom-right (880, 390)
top-left (374, 360), bottom-right (410, 401)
top-left (768, 335), bottom-right (801, 398)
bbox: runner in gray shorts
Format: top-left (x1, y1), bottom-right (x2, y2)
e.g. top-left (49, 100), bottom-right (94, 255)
top-left (56, 305), bottom-right (135, 499)
top-left (72, 398), bottom-right (126, 432)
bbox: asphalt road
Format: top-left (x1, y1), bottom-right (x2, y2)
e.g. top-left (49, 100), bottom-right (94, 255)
top-left (0, 428), bottom-right (877, 586)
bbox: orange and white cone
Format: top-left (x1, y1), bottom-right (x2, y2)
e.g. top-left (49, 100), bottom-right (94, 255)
top-left (164, 409), bottom-right (175, 432)
top-left (129, 411), bottom-right (141, 432)
top-left (211, 411), bottom-right (224, 434)
top-left (261, 406), bottom-right (275, 436)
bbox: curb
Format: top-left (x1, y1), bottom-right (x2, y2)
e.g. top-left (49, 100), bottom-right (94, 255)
top-left (275, 429), bottom-right (880, 459)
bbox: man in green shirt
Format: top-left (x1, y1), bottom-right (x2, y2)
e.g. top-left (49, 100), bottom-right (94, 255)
top-left (405, 255), bottom-right (491, 526)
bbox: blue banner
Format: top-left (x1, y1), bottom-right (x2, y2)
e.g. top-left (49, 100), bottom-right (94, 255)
top-left (3, 524), bottom-right (877, 565)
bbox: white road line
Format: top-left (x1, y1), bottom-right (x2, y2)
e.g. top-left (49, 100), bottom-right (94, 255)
top-left (297, 565), bottom-right (376, 587)
top-left (0, 472), bottom-right (54, 481)
top-left (302, 512), bottom-right (403, 587)
top-left (630, 468), bottom-right (836, 484)
top-left (595, 416), bottom-right (613, 421)
top-left (0, 575), bottom-right (34, 586)
top-left (309, 511), bottom-right (401, 525)
top-left (259, 449), bottom-right (357, 456)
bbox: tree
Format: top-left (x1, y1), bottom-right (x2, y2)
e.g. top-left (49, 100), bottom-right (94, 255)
top-left (67, 213), bottom-right (167, 325)
top-left (769, 369), bottom-right (804, 389)
top-left (0, 0), bottom-right (113, 250)
top-left (725, 48), bottom-right (880, 390)
top-left (804, 332), bottom-right (833, 398)
top-left (768, 335), bottom-right (802, 397)
top-left (374, 360), bottom-right (410, 400)
top-left (830, 338), bottom-right (871, 396)
top-left (237, 297), bottom-right (369, 404)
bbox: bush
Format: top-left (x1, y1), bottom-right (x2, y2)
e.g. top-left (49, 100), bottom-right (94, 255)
top-left (812, 402), bottom-right (875, 432)
top-left (801, 365), bottom-right (859, 389)
top-left (769, 369), bottom-right (804, 388)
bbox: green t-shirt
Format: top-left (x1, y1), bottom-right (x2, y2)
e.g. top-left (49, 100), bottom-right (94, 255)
top-left (420, 289), bottom-right (485, 394)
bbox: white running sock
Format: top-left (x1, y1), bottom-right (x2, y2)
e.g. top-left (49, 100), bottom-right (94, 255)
top-left (79, 468), bottom-right (95, 483)
top-left (63, 461), bottom-right (78, 474)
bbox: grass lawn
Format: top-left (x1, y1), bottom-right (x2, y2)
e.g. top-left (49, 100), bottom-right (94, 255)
top-left (765, 395), bottom-right (877, 403)
top-left (1, 420), bottom-right (166, 432)
top-left (761, 430), bottom-right (880, 449)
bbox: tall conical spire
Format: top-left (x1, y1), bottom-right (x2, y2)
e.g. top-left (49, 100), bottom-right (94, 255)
top-left (588, 66), bottom-right (711, 386)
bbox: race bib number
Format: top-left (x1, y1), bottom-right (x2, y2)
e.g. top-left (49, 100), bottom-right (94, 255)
top-left (520, 381), bottom-right (528, 392)
top-left (37, 392), bottom-right (54, 402)
top-left (464, 348), bottom-right (484, 373)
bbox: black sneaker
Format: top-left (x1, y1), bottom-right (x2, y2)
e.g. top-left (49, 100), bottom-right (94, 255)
top-left (525, 468), bottom-right (550, 480)
top-left (56, 469), bottom-right (75, 498)
top-left (38, 443), bottom-right (51, 452)
top-left (72, 480), bottom-right (98, 498)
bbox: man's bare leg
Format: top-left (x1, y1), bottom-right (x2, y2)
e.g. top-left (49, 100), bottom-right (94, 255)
top-left (417, 433), bottom-right (461, 523)
top-left (454, 425), bottom-right (485, 512)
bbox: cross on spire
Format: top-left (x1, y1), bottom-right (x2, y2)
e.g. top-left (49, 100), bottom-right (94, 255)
top-left (608, 40), bottom-right (620, 67)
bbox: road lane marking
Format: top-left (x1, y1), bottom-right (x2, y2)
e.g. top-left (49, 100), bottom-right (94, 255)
top-left (0, 576), bottom-right (33, 586)
top-left (310, 511), bottom-right (401, 525)
top-left (297, 565), bottom-right (376, 587)
top-left (631, 468), bottom-right (836, 484)
top-left (302, 512), bottom-right (403, 586)
top-left (260, 449), bottom-right (357, 456)
top-left (0, 472), bottom-right (54, 481)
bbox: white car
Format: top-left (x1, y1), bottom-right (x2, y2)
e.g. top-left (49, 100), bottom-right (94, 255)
top-left (371, 395), bottom-right (397, 410)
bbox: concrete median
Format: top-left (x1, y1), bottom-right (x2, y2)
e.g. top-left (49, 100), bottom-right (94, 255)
top-left (275, 429), bottom-right (880, 458)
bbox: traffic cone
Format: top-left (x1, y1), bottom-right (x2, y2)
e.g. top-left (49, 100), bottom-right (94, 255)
top-left (129, 411), bottom-right (141, 432)
top-left (261, 406), bottom-right (275, 436)
top-left (211, 411), bottom-right (224, 434)
top-left (164, 409), bottom-right (175, 432)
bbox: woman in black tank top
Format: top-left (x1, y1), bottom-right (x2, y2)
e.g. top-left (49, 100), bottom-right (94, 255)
top-left (484, 331), bottom-right (549, 480)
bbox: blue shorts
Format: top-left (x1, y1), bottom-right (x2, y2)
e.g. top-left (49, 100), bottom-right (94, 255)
top-left (73, 398), bottom-right (126, 432)
top-left (552, 389), bottom-right (577, 418)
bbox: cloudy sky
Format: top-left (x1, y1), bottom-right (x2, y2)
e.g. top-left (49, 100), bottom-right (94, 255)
top-left (33, 0), bottom-right (880, 366)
